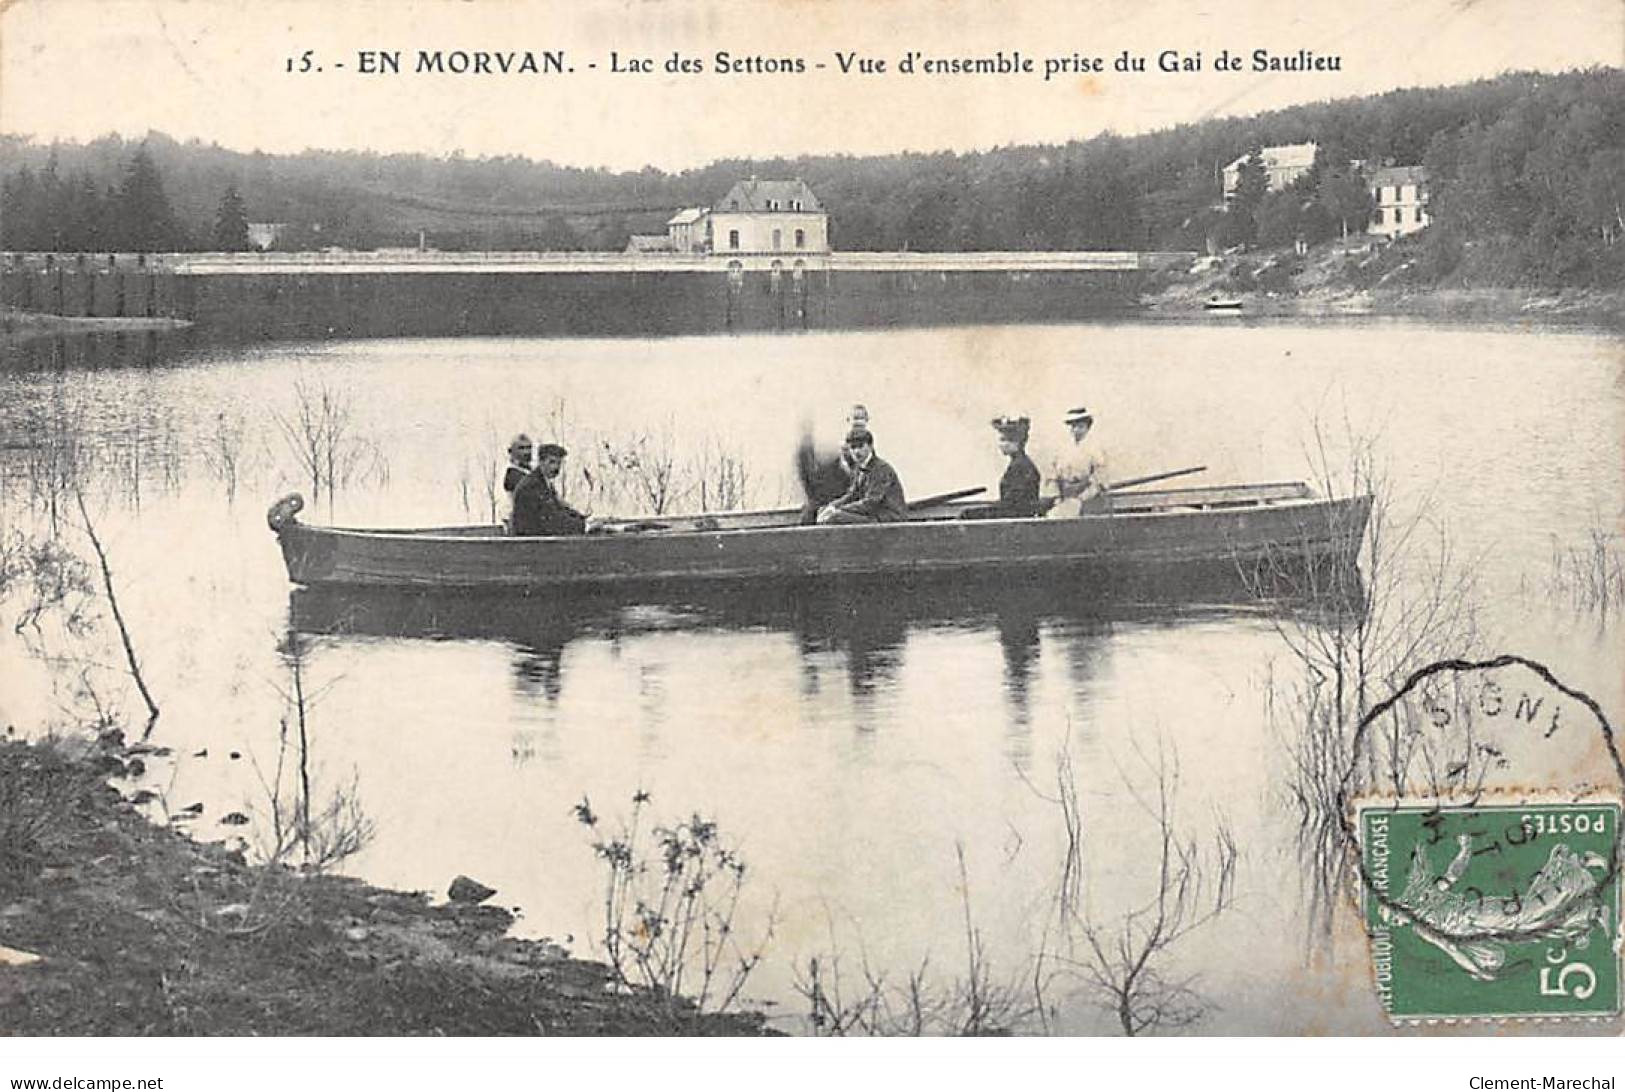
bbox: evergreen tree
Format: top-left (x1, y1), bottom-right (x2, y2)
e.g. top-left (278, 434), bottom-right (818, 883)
top-left (68, 172), bottom-right (106, 252)
top-left (40, 151), bottom-right (69, 251)
top-left (213, 184), bottom-right (251, 250)
top-left (1316, 166), bottom-right (1374, 240)
top-left (1, 167), bottom-right (43, 250)
top-left (114, 147), bottom-right (182, 252)
top-left (1229, 147), bottom-right (1270, 247)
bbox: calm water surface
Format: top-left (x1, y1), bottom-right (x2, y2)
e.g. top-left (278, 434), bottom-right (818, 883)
top-left (1, 320), bottom-right (1620, 1033)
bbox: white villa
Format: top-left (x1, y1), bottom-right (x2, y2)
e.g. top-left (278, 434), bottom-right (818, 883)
top-left (1368, 165), bottom-right (1429, 238)
top-left (1222, 143), bottom-right (1319, 204)
top-left (663, 179), bottom-right (829, 255)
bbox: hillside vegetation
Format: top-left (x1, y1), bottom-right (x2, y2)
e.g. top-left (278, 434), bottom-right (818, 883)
top-left (2, 67), bottom-right (1620, 287)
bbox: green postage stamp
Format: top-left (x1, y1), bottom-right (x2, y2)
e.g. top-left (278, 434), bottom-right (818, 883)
top-left (1360, 802), bottom-right (1622, 1022)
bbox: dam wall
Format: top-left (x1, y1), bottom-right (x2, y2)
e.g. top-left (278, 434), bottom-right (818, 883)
top-left (3, 251), bottom-right (1191, 340)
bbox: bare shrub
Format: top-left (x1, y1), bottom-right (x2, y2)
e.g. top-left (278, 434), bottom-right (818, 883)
top-left (791, 917), bottom-right (942, 1036)
top-left (16, 380), bottom-right (90, 535)
top-left (199, 409), bottom-right (251, 504)
top-left (1, 495), bottom-right (158, 739)
top-left (948, 841), bottom-right (1031, 1034)
top-left (573, 790), bottom-right (772, 1017)
top-left (73, 489), bottom-right (160, 735)
top-left (247, 631), bottom-right (375, 873)
top-left (517, 397), bottom-right (769, 518)
top-left (688, 436), bottom-right (753, 512)
top-left (791, 847), bottom-right (1034, 1036)
top-left (0, 528), bottom-right (95, 639)
top-left (273, 378), bottom-right (388, 515)
top-left (1546, 524), bottom-right (1625, 614)
top-left (1030, 737), bottom-right (1237, 1036)
top-left (598, 427), bottom-right (682, 515)
top-left (1245, 418), bottom-right (1481, 939)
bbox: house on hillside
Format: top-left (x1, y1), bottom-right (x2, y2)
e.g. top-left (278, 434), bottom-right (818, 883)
top-left (246, 222), bottom-right (287, 251)
top-left (1222, 143), bottom-right (1318, 204)
top-left (625, 233), bottom-right (675, 254)
top-left (666, 207), bottom-right (710, 254)
top-left (708, 179), bottom-right (830, 254)
top-left (1368, 165), bottom-right (1429, 238)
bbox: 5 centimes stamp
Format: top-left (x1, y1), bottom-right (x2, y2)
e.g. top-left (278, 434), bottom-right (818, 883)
top-left (1360, 802), bottom-right (1621, 1021)
top-left (1340, 655), bottom-right (1625, 1024)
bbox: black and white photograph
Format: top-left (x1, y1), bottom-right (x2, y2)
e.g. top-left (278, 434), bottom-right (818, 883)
top-left (1, 0), bottom-right (1622, 1084)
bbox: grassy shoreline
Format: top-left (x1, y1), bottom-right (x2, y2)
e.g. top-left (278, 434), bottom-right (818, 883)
top-left (1141, 247), bottom-right (1625, 328)
top-left (0, 734), bottom-right (771, 1036)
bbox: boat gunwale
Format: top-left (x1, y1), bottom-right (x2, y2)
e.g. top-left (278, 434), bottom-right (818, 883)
top-left (279, 482), bottom-right (1346, 544)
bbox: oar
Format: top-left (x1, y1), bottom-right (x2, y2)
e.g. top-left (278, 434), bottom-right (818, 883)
top-left (908, 485), bottom-right (986, 510)
top-left (1037, 466), bottom-right (1208, 515)
top-left (598, 485), bottom-right (989, 533)
top-left (1106, 465), bottom-right (1207, 492)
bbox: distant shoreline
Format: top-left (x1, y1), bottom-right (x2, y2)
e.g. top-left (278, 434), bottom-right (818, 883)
top-left (1141, 250), bottom-right (1625, 330)
top-left (1145, 286), bottom-right (1625, 328)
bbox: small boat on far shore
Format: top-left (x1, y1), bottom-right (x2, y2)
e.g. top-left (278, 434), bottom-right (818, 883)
top-left (266, 481), bottom-right (1372, 594)
top-left (1203, 296), bottom-right (1245, 312)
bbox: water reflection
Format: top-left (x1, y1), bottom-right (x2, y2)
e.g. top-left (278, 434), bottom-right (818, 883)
top-left (288, 572), bottom-right (1277, 747)
top-left (0, 329), bottom-right (181, 373)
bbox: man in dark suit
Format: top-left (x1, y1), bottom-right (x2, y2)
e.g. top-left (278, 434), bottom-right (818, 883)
top-left (511, 443), bottom-right (587, 536)
top-left (816, 428), bottom-right (907, 524)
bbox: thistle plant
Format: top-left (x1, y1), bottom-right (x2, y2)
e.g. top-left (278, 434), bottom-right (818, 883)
top-left (574, 791), bottom-right (771, 1016)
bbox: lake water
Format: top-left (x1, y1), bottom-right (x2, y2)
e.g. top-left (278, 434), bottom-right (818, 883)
top-left (1, 318), bottom-right (1620, 1034)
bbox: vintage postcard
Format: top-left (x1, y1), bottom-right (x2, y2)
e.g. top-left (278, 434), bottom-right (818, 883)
top-left (1, 0), bottom-right (1622, 1082)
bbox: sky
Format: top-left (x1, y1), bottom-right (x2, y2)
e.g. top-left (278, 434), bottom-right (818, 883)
top-left (1, 0), bottom-right (1621, 171)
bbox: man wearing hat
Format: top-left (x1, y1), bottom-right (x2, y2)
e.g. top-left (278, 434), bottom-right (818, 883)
top-left (1047, 406), bottom-right (1109, 519)
top-left (500, 433), bottom-right (533, 532)
top-left (796, 404), bottom-right (874, 525)
top-left (816, 427), bottom-right (908, 525)
top-left (961, 416), bottom-right (1042, 519)
top-left (511, 442), bottom-right (588, 536)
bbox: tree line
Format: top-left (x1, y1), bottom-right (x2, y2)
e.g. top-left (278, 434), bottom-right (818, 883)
top-left (0, 146), bottom-right (252, 253)
top-left (2, 66), bottom-right (1620, 285)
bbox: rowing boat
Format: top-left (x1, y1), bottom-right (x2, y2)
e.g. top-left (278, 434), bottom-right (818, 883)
top-left (266, 481), bottom-right (1372, 591)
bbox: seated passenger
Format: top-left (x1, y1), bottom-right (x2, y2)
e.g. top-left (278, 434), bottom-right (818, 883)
top-left (500, 433), bottom-right (533, 532)
top-left (511, 442), bottom-right (587, 537)
top-left (961, 416), bottom-right (1042, 519)
top-left (816, 428), bottom-right (907, 525)
top-left (798, 404), bottom-right (872, 525)
top-left (1047, 406), bottom-right (1109, 519)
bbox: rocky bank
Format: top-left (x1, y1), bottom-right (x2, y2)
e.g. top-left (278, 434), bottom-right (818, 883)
top-left (0, 734), bottom-right (770, 1036)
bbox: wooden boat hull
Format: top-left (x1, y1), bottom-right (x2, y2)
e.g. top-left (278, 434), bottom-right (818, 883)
top-left (268, 484), bottom-right (1373, 591)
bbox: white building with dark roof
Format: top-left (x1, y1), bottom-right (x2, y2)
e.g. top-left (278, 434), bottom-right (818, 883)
top-left (1368, 165), bottom-right (1430, 238)
top-left (1222, 143), bottom-right (1319, 203)
top-left (666, 207), bottom-right (710, 254)
top-left (709, 178), bottom-right (830, 254)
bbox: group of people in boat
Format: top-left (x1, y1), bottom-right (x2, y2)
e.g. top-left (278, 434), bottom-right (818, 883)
top-left (801, 403), bottom-right (1110, 523)
top-left (502, 435), bottom-right (588, 537)
top-left (499, 403), bottom-right (1110, 536)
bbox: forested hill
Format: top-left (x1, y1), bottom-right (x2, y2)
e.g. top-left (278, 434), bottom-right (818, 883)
top-left (2, 66), bottom-right (1621, 286)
